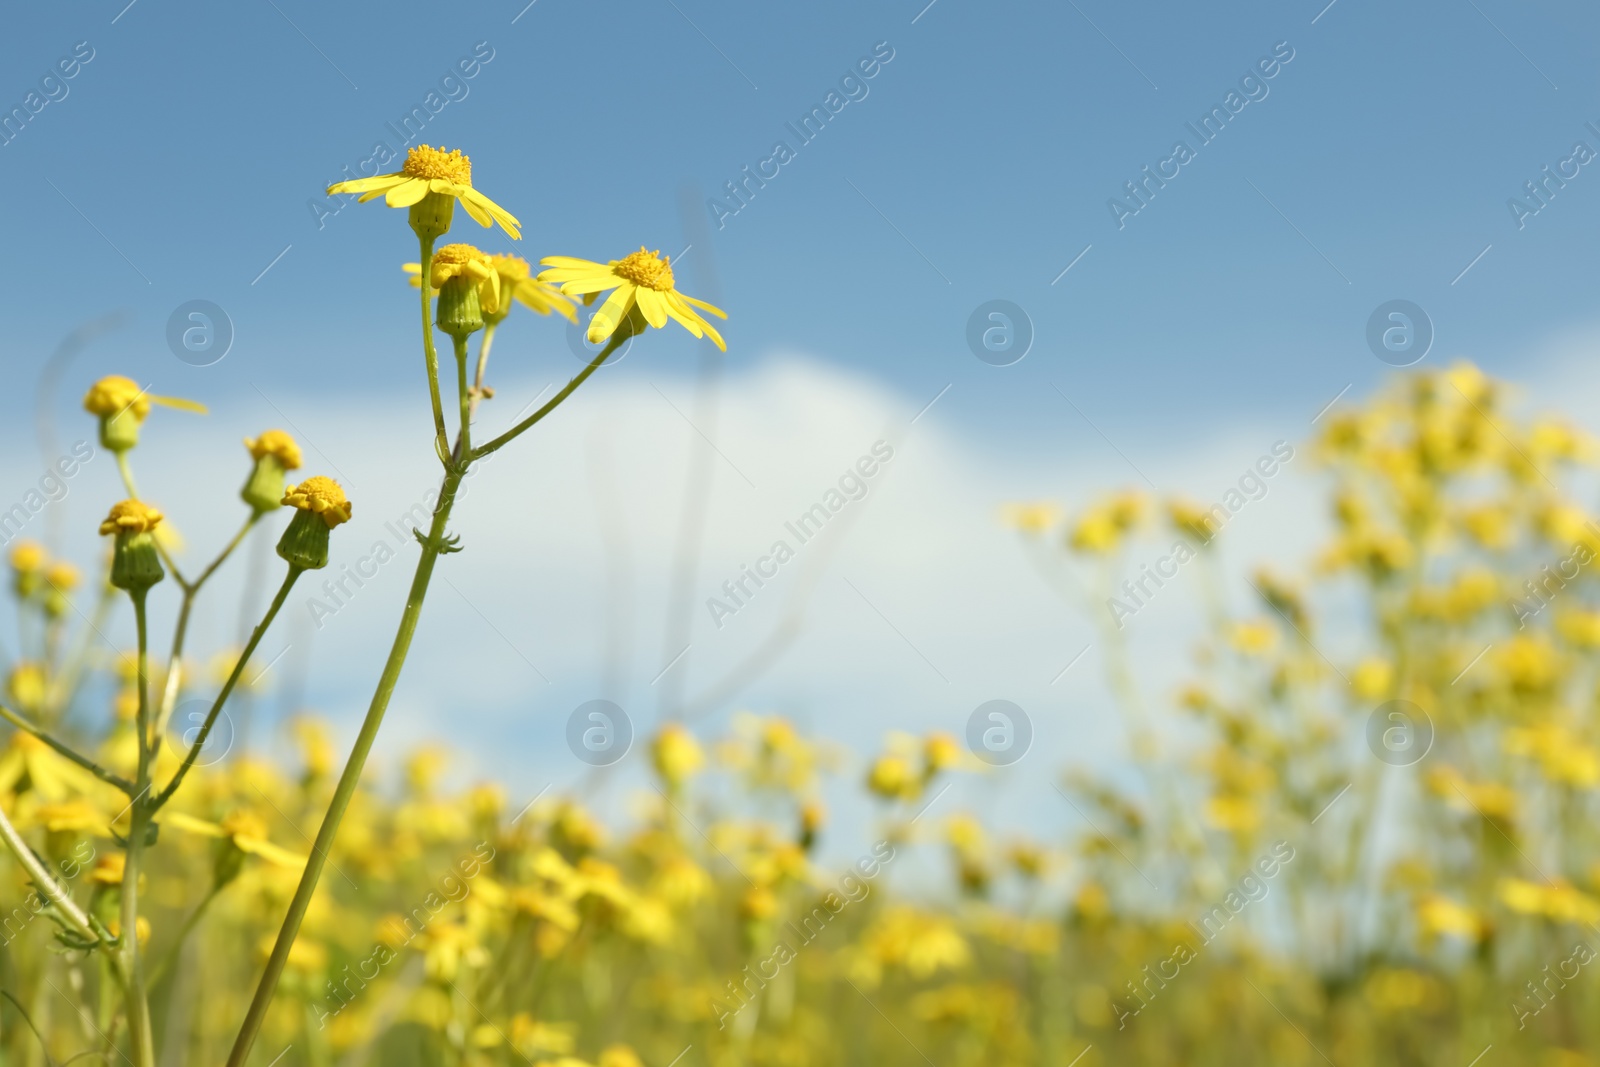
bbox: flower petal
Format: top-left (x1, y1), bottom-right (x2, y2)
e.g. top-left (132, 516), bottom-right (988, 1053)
top-left (328, 173), bottom-right (404, 195)
top-left (635, 287), bottom-right (669, 329)
top-left (677, 293), bottom-right (728, 319)
top-left (385, 179), bottom-right (431, 208)
top-left (587, 285), bottom-right (636, 344)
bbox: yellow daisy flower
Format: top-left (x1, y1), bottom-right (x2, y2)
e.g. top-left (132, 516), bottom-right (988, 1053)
top-left (244, 429), bottom-right (303, 470)
top-left (327, 144), bottom-right (520, 239)
top-left (281, 477), bottom-right (353, 529)
top-left (82, 374), bottom-right (206, 452)
top-left (487, 255), bottom-right (577, 323)
top-left (402, 243), bottom-right (502, 316)
top-left (538, 247), bottom-right (727, 351)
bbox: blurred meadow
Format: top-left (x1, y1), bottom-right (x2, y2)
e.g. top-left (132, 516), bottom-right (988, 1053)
top-left (6, 358), bottom-right (1600, 1065)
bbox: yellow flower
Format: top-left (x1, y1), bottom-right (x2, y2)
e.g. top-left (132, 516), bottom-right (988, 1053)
top-left (98, 500), bottom-right (163, 536)
top-left (867, 754), bottom-right (919, 801)
top-left (244, 429), bottom-right (303, 470)
top-left (281, 477), bottom-right (352, 529)
top-left (1000, 502), bottom-right (1059, 534)
top-left (1416, 894), bottom-right (1483, 941)
top-left (327, 144), bottom-right (521, 238)
top-left (488, 255), bottom-right (577, 323)
top-left (82, 375), bottom-right (206, 421)
top-left (170, 810), bottom-right (305, 865)
top-left (90, 852), bottom-right (127, 886)
top-left (9, 541), bottom-right (45, 575)
top-left (1228, 620), bottom-right (1278, 656)
top-left (1351, 657), bottom-right (1394, 700)
top-left (651, 724), bottom-right (704, 786)
top-left (45, 562), bottom-right (79, 593)
top-left (404, 243), bottom-right (503, 315)
top-left (539, 248), bottom-right (727, 351)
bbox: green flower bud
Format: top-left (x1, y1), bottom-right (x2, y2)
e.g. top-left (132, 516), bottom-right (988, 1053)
top-left (410, 192), bottom-right (455, 243)
top-left (437, 274), bottom-right (484, 338)
top-left (99, 501), bottom-right (166, 593)
top-left (275, 477), bottom-right (352, 572)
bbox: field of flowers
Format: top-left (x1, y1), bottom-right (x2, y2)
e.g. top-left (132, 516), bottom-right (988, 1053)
top-left (3, 142), bottom-right (1599, 1066)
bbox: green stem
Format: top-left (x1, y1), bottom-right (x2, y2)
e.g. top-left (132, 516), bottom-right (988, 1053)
top-left (453, 334), bottom-right (473, 462)
top-left (0, 704), bottom-right (134, 794)
top-left (122, 589), bottom-right (155, 1067)
top-left (0, 796), bottom-right (98, 944)
top-left (225, 463), bottom-right (463, 1067)
top-left (471, 332), bottom-right (626, 461)
top-left (418, 234), bottom-right (451, 464)
top-left (152, 566), bottom-right (302, 811)
top-left (114, 454), bottom-right (189, 587)
top-left (155, 513), bottom-right (260, 740)
top-left (470, 320), bottom-right (498, 419)
top-left (146, 882), bottom-right (221, 989)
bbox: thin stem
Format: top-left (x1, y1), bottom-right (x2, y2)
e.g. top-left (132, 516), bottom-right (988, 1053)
top-left (121, 590), bottom-right (156, 1067)
top-left (114, 452), bottom-right (139, 499)
top-left (453, 334), bottom-right (473, 462)
top-left (0, 797), bottom-right (98, 945)
top-left (155, 512), bottom-right (259, 738)
top-left (226, 464), bottom-right (464, 1067)
top-left (418, 234), bottom-right (451, 464)
top-left (469, 320), bottom-right (498, 420)
top-left (152, 566), bottom-right (302, 811)
top-left (0, 705), bottom-right (135, 794)
top-left (114, 454), bottom-right (188, 587)
top-left (145, 883), bottom-right (221, 989)
top-left (472, 331), bottom-right (627, 461)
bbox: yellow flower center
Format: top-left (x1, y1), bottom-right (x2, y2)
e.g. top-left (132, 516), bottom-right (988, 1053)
top-left (402, 145), bottom-right (473, 185)
top-left (99, 500), bottom-right (164, 536)
top-left (282, 476), bottom-right (353, 528)
top-left (245, 429), bottom-right (303, 469)
top-left (83, 375), bottom-right (148, 419)
top-left (612, 248), bottom-right (675, 291)
top-left (434, 243), bottom-right (488, 269)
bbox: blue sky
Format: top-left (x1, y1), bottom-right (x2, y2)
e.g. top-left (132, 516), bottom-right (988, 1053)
top-left (5, 0), bottom-right (1600, 859)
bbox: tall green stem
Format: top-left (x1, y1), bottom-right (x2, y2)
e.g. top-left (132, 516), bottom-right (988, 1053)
top-left (122, 590), bottom-right (156, 1067)
top-left (225, 464), bottom-right (463, 1067)
top-left (156, 513), bottom-right (259, 737)
top-left (153, 566), bottom-right (302, 810)
top-left (472, 332), bottom-right (626, 460)
top-left (418, 234), bottom-right (450, 463)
